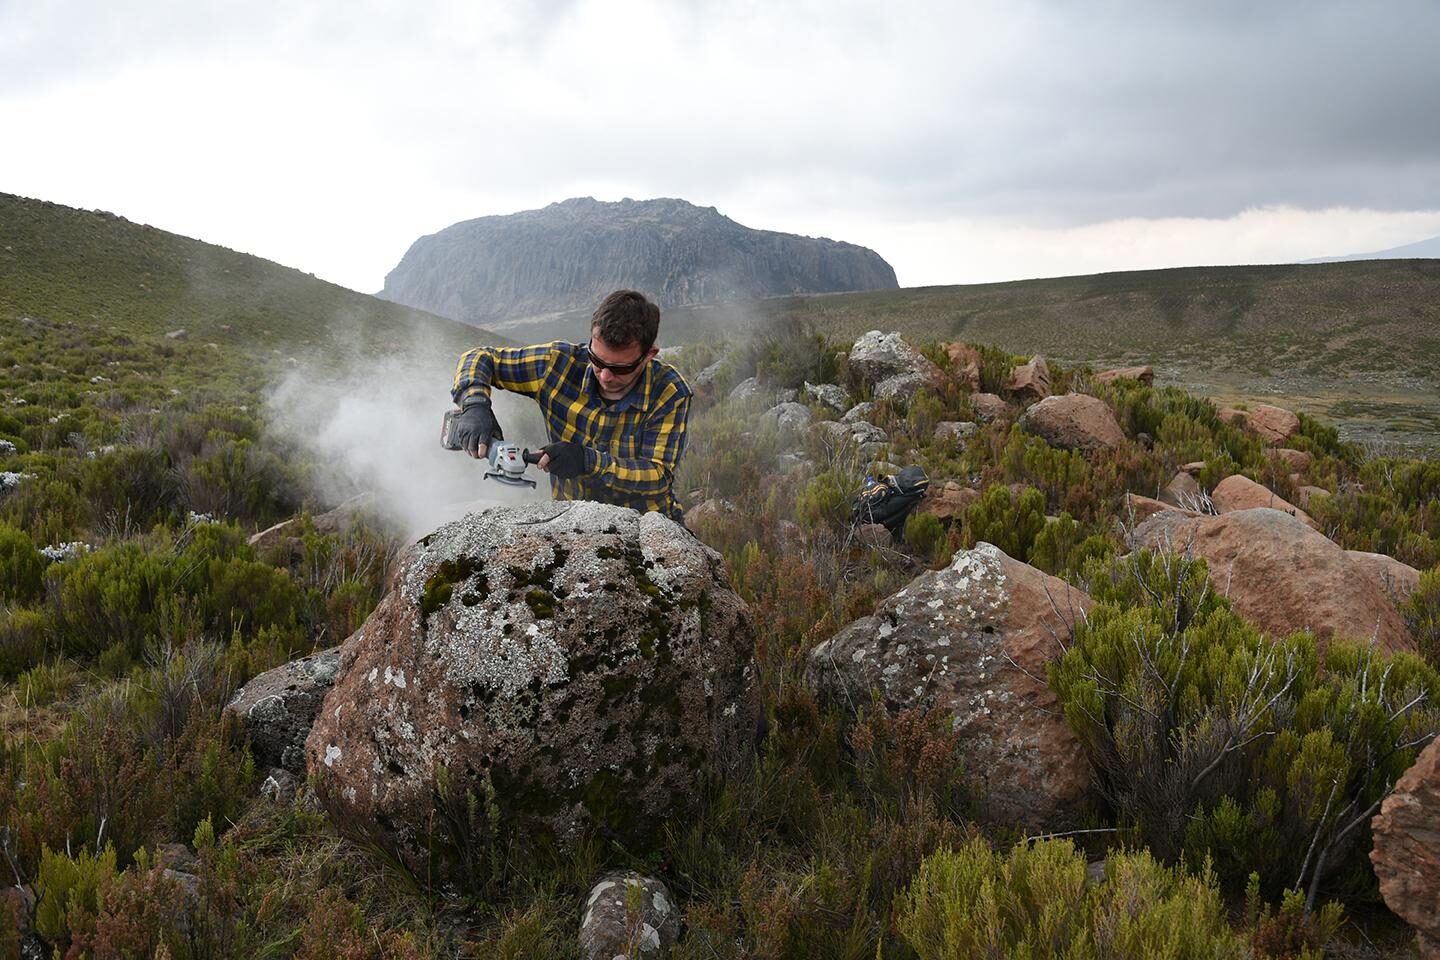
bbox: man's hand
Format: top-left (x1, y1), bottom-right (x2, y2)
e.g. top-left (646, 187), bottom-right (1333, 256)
top-left (537, 441), bottom-right (591, 479)
top-left (453, 396), bottom-right (502, 458)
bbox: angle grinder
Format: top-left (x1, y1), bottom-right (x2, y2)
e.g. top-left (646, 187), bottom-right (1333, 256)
top-left (441, 409), bottom-right (542, 489)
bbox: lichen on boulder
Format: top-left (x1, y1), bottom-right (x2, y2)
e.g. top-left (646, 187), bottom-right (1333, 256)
top-left (305, 501), bottom-right (761, 884)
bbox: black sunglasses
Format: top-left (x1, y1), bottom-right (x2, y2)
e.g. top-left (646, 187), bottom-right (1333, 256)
top-left (586, 341), bottom-right (649, 375)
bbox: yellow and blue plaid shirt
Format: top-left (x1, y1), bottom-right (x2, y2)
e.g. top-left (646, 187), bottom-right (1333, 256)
top-left (452, 341), bottom-right (692, 520)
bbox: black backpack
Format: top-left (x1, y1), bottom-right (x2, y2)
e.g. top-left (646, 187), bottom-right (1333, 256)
top-left (851, 465), bottom-right (930, 536)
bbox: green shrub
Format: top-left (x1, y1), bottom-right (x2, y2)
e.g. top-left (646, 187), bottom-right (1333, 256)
top-left (0, 520), bottom-right (44, 604)
top-left (34, 843), bottom-right (120, 946)
top-left (904, 512), bottom-right (947, 564)
top-left (897, 838), bottom-right (1246, 959)
top-left (1053, 550), bottom-right (1440, 903)
top-left (0, 606), bottom-right (48, 679)
top-left (1402, 566), bottom-right (1440, 668)
top-left (963, 483), bottom-right (1046, 561)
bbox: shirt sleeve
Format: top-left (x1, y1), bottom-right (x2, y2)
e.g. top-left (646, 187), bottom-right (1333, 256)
top-left (451, 343), bottom-right (559, 404)
top-left (589, 387), bottom-right (691, 497)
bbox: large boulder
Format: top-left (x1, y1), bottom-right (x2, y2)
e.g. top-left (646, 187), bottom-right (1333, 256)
top-left (1018, 394), bottom-right (1127, 452)
top-left (306, 502), bottom-right (761, 879)
top-left (1160, 471), bottom-right (1204, 510)
top-left (1130, 508), bottom-right (1415, 654)
top-left (805, 543), bottom-right (1094, 832)
top-left (1004, 356), bottom-right (1051, 401)
top-left (1345, 550), bottom-right (1421, 604)
top-left (848, 331), bottom-right (946, 402)
top-left (970, 393), bottom-right (1013, 423)
top-left (1371, 739), bottom-right (1440, 959)
top-left (761, 401), bottom-right (813, 432)
top-left (1210, 474), bottom-right (1316, 529)
top-left (225, 647), bottom-right (343, 774)
top-left (803, 381), bottom-right (850, 413)
top-left (916, 481), bottom-right (979, 522)
top-left (1217, 403), bottom-right (1301, 445)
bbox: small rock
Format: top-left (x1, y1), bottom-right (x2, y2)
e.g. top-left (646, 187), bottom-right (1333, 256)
top-left (970, 393), bottom-right (1013, 423)
top-left (934, 421), bottom-right (978, 444)
top-left (803, 381), bottom-right (850, 412)
top-left (579, 871), bottom-right (680, 960)
top-left (260, 767), bottom-right (301, 803)
top-left (841, 402), bottom-right (877, 423)
top-left (1265, 448), bottom-right (1312, 473)
top-left (762, 402), bottom-right (813, 432)
top-left (1018, 394), bottom-right (1127, 452)
top-left (1217, 403), bottom-right (1301, 445)
top-left (942, 341), bottom-right (984, 391)
top-left (1161, 471), bottom-right (1205, 511)
top-left (165, 329), bottom-right (188, 340)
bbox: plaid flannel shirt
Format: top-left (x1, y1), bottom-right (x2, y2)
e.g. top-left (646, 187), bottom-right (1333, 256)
top-left (452, 341), bottom-right (692, 520)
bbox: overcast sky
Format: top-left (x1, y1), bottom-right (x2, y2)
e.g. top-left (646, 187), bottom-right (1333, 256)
top-left (3, 0), bottom-right (1439, 293)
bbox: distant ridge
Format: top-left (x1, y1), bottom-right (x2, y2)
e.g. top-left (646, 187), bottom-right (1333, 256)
top-left (379, 197), bottom-right (898, 326)
top-left (1302, 233), bottom-right (1440, 263)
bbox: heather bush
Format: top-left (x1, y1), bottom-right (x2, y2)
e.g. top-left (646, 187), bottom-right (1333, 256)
top-left (962, 483), bottom-right (1046, 561)
top-left (1401, 566), bottom-right (1440, 668)
top-left (0, 520), bottom-right (44, 604)
top-left (1053, 549), bottom-right (1440, 905)
top-left (0, 607), bottom-right (47, 680)
top-left (896, 838), bottom-right (1246, 959)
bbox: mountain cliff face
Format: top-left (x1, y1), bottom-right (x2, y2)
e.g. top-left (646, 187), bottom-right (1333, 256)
top-left (378, 197), bottom-right (899, 325)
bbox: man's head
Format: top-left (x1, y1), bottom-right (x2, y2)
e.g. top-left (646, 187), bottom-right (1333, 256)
top-left (589, 290), bottom-right (660, 400)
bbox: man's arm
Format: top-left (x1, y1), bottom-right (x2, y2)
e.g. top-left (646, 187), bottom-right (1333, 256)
top-left (589, 389), bottom-right (691, 497)
top-left (451, 343), bottom-right (561, 404)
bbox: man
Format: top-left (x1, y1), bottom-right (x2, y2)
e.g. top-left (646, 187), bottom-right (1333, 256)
top-left (449, 289), bottom-right (692, 521)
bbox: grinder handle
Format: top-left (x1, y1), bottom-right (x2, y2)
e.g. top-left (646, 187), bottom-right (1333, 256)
top-left (522, 448), bottom-right (543, 465)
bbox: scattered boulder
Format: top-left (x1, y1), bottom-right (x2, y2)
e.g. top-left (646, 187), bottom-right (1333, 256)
top-left (762, 401), bottom-right (813, 432)
top-left (225, 647), bottom-right (343, 774)
top-left (1018, 394), bottom-right (1127, 452)
top-left (1124, 493), bottom-right (1199, 526)
top-left (806, 543), bottom-right (1094, 832)
top-left (165, 329), bottom-right (188, 340)
top-left (849, 330), bottom-right (940, 384)
top-left (1094, 366), bottom-right (1154, 387)
top-left (1345, 550), bottom-right (1421, 604)
top-left (773, 452), bottom-right (813, 475)
top-left (1210, 474), bottom-right (1316, 529)
top-left (1218, 403), bottom-right (1301, 445)
top-left (306, 502), bottom-right (762, 881)
top-left (1129, 508), bottom-right (1416, 655)
top-left (1265, 448), bottom-right (1312, 473)
top-left (916, 481), bottom-right (979, 521)
top-left (1003, 356), bottom-right (1051, 401)
top-left (934, 421), bottom-right (978, 444)
top-left (943, 341), bottom-right (983, 391)
top-left (1160, 471), bottom-right (1205, 511)
top-left (1295, 485), bottom-right (1331, 510)
top-left (1371, 739), bottom-right (1440, 960)
top-left (970, 393), bottom-right (1013, 423)
top-left (260, 767), bottom-right (301, 804)
top-left (854, 523), bottom-right (894, 549)
top-left (684, 498), bottom-right (735, 531)
top-left (841, 401), bottom-right (877, 423)
top-left (728, 377), bottom-right (770, 404)
top-left (1181, 461), bottom-right (1206, 477)
top-left (579, 870), bottom-right (680, 960)
top-left (803, 381), bottom-right (850, 413)
top-left (814, 419), bottom-right (888, 449)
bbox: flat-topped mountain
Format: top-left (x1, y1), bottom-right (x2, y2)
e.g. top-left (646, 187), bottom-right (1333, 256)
top-left (378, 197), bottom-right (898, 325)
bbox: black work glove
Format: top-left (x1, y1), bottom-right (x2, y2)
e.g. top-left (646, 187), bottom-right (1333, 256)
top-left (454, 395), bottom-right (503, 458)
top-left (539, 441), bottom-right (591, 479)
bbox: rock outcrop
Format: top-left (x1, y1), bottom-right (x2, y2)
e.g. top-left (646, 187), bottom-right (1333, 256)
top-left (1018, 394), bottom-right (1127, 452)
top-left (1130, 508), bottom-right (1415, 654)
top-left (805, 543), bottom-right (1094, 832)
top-left (1371, 739), bottom-right (1440, 959)
top-left (306, 502), bottom-right (761, 879)
top-left (380, 197), bottom-right (898, 325)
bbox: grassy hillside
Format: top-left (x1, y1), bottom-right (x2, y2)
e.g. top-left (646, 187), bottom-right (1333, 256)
top-left (2, 192), bottom-right (504, 367)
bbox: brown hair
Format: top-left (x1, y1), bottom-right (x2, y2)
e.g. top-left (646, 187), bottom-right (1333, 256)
top-left (591, 290), bottom-right (660, 351)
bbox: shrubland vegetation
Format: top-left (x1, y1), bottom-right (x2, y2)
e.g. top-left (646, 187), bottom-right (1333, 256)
top-left (2, 194), bottom-right (1438, 956)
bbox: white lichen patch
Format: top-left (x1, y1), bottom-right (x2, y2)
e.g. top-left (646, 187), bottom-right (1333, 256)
top-left (383, 665), bottom-right (408, 688)
top-left (324, 744), bottom-right (342, 767)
